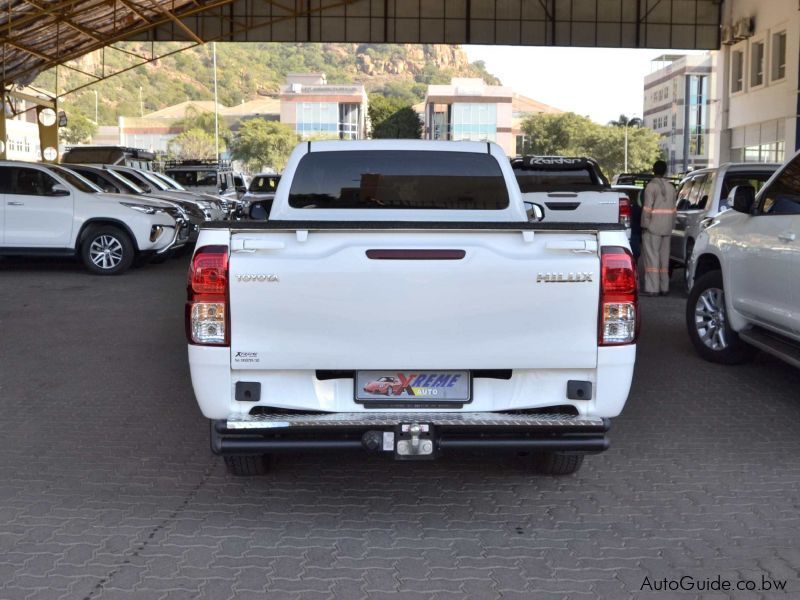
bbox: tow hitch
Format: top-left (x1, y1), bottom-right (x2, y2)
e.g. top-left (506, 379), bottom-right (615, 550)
top-left (395, 423), bottom-right (435, 460)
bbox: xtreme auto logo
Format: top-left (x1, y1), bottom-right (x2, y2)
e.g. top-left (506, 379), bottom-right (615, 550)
top-left (393, 373), bottom-right (463, 396)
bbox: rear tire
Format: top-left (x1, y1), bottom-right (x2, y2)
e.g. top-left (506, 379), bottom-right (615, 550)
top-left (683, 241), bottom-right (695, 292)
top-left (224, 455), bottom-right (271, 476)
top-left (80, 225), bottom-right (134, 275)
top-left (686, 270), bottom-right (755, 364)
top-left (531, 452), bottom-right (584, 475)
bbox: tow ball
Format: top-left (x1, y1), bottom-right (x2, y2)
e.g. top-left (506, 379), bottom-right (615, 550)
top-left (395, 423), bottom-right (435, 460)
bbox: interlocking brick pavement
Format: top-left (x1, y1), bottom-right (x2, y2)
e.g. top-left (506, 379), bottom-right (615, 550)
top-left (1, 256), bottom-right (799, 599)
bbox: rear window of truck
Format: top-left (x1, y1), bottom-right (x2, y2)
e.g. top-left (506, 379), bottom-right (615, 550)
top-left (511, 157), bottom-right (608, 192)
top-left (288, 150), bottom-right (510, 210)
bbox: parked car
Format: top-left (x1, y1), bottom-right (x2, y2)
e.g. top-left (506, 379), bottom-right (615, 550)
top-left (0, 161), bottom-right (187, 274)
top-left (65, 164), bottom-right (204, 242)
top-left (613, 172), bottom-right (681, 187)
top-left (240, 172), bottom-right (280, 215)
top-left (147, 167), bottom-right (240, 219)
top-left (510, 156), bottom-right (632, 237)
top-left (102, 165), bottom-right (228, 220)
top-left (686, 150), bottom-right (800, 367)
top-left (164, 160), bottom-right (238, 201)
top-left (188, 140), bottom-right (638, 476)
top-left (671, 163), bottom-right (780, 289)
top-left (233, 172), bottom-right (250, 198)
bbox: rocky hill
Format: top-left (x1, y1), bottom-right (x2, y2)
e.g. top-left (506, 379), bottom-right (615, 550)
top-left (34, 43), bottom-right (499, 126)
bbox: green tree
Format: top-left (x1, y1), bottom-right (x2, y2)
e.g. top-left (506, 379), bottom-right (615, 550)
top-left (59, 112), bottom-right (98, 145)
top-left (520, 112), bottom-right (661, 179)
top-left (167, 128), bottom-right (217, 160)
top-left (371, 107), bottom-right (422, 139)
top-left (368, 94), bottom-right (407, 134)
top-left (228, 119), bottom-right (299, 172)
top-left (175, 105), bottom-right (229, 149)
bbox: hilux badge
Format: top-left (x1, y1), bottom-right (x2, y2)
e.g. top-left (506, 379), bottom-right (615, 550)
top-left (536, 272), bottom-right (593, 283)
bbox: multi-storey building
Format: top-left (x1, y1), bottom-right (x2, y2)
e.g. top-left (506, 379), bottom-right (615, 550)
top-left (424, 78), bottom-right (512, 152)
top-left (643, 54), bottom-right (718, 174)
top-left (279, 73), bottom-right (368, 140)
top-left (715, 1), bottom-right (798, 164)
top-left (422, 78), bottom-right (561, 156)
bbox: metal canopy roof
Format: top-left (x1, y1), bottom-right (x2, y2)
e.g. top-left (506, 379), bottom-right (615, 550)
top-left (1, 0), bottom-right (722, 90)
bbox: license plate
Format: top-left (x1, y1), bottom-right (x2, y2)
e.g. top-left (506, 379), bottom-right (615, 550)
top-left (355, 370), bottom-right (470, 403)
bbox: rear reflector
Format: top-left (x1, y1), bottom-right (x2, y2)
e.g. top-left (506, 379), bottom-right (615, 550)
top-left (599, 246), bottom-right (638, 346)
top-left (618, 196), bottom-right (632, 230)
top-left (187, 245), bottom-right (229, 346)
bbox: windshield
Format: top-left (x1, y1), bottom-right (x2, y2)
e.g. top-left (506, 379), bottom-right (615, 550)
top-left (104, 169), bottom-right (144, 194)
top-left (108, 169), bottom-right (148, 192)
top-left (249, 175), bottom-right (280, 193)
top-left (288, 151), bottom-right (509, 210)
top-left (47, 166), bottom-right (103, 193)
top-left (119, 168), bottom-right (169, 191)
top-left (165, 169), bottom-right (219, 188)
top-left (151, 171), bottom-right (186, 191)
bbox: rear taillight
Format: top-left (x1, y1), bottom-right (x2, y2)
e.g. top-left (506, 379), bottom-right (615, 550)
top-left (186, 245), bottom-right (229, 346)
top-left (599, 246), bottom-right (638, 346)
top-left (618, 196), bottom-right (632, 229)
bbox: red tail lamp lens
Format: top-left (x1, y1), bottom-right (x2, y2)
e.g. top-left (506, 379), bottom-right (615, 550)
top-left (189, 245), bottom-right (228, 295)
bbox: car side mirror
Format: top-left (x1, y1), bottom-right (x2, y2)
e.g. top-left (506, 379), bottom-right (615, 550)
top-left (524, 201), bottom-right (544, 222)
top-left (730, 185), bottom-right (756, 214)
top-left (48, 184), bottom-right (70, 196)
top-left (249, 203), bottom-right (268, 220)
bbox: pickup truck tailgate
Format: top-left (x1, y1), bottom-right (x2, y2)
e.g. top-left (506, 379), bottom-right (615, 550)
top-left (523, 190), bottom-right (620, 223)
top-left (229, 230), bottom-right (599, 370)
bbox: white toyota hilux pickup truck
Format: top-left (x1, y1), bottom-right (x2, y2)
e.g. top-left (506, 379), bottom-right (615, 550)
top-left (187, 141), bottom-right (638, 476)
top-left (511, 156), bottom-right (632, 237)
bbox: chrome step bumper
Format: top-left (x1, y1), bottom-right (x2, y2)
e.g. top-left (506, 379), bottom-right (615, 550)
top-left (211, 412), bottom-right (610, 456)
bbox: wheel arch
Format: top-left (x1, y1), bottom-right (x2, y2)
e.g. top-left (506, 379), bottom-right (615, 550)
top-left (75, 219), bottom-right (140, 253)
top-left (694, 252), bottom-right (721, 281)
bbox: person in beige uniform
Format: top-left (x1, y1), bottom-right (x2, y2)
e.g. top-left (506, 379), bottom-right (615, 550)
top-left (641, 160), bottom-right (677, 296)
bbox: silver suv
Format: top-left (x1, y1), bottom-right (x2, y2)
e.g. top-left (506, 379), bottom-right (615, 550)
top-left (670, 163), bottom-right (780, 289)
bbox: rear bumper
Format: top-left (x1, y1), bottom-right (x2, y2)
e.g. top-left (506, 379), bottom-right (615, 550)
top-left (211, 412), bottom-right (611, 456)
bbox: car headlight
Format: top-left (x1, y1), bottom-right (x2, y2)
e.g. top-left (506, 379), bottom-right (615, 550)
top-left (120, 202), bottom-right (165, 215)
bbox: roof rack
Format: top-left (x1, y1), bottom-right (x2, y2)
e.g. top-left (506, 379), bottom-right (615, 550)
top-left (164, 159), bottom-right (232, 169)
top-left (62, 146), bottom-right (156, 161)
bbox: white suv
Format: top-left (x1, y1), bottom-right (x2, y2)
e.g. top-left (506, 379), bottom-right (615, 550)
top-left (0, 161), bottom-right (187, 275)
top-left (686, 151), bottom-right (800, 367)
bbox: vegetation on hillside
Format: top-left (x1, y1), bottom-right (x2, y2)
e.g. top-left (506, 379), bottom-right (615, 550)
top-left (34, 42), bottom-right (499, 126)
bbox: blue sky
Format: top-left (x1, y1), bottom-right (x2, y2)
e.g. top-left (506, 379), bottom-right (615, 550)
top-left (464, 46), bottom-right (705, 124)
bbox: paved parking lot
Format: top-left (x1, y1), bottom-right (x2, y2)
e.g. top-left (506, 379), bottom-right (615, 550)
top-left (1, 255), bottom-right (799, 600)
